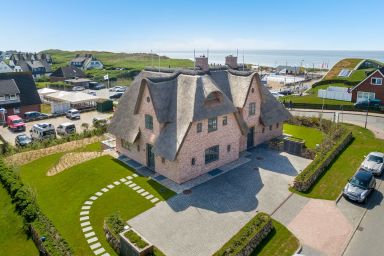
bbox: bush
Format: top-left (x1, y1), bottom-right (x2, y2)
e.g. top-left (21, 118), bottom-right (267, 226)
top-left (106, 212), bottom-right (125, 236)
top-left (22, 203), bottom-right (39, 222)
top-left (124, 230), bottom-right (148, 249)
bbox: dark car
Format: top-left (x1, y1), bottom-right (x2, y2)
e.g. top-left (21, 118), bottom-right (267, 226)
top-left (15, 134), bottom-right (32, 147)
top-left (343, 169), bottom-right (376, 203)
top-left (94, 84), bottom-right (106, 90)
top-left (354, 99), bottom-right (383, 110)
top-left (109, 92), bottom-right (123, 99)
top-left (23, 111), bottom-right (49, 121)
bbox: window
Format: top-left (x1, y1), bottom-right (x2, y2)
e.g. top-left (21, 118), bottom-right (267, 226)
top-left (269, 125), bottom-right (272, 131)
top-left (222, 116), bottom-right (227, 126)
top-left (205, 145), bottom-right (219, 164)
top-left (249, 103), bottom-right (256, 116)
top-left (262, 127), bottom-right (265, 133)
top-left (191, 158), bottom-right (196, 166)
top-left (145, 114), bottom-right (153, 130)
top-left (276, 123), bottom-right (279, 128)
top-left (121, 139), bottom-right (131, 151)
top-left (0, 95), bottom-right (4, 101)
top-left (9, 94), bottom-right (16, 100)
top-left (208, 117), bottom-right (217, 132)
top-left (13, 107), bottom-right (20, 114)
top-left (227, 144), bottom-right (231, 152)
top-left (137, 144), bottom-right (140, 152)
top-left (146, 96), bottom-right (150, 102)
top-left (371, 77), bottom-right (383, 85)
top-left (161, 157), bottom-right (165, 164)
top-left (197, 122), bottom-right (202, 133)
top-left (251, 88), bottom-right (255, 93)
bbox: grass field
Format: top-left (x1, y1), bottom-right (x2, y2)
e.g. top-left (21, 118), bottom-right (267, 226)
top-left (283, 124), bottom-right (323, 149)
top-left (0, 185), bottom-right (37, 256)
top-left (294, 124), bottom-right (384, 200)
top-left (251, 220), bottom-right (299, 256)
top-left (40, 103), bottom-right (51, 114)
top-left (281, 94), bottom-right (354, 105)
top-left (19, 149), bottom-right (175, 255)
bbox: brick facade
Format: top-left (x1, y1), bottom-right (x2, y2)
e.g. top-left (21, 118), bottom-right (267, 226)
top-left (351, 70), bottom-right (384, 102)
top-left (116, 77), bottom-right (283, 184)
top-left (3, 104), bottom-right (40, 117)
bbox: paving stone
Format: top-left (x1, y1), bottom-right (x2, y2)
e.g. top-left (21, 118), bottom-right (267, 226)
top-left (107, 184), bottom-right (114, 189)
top-left (113, 181), bottom-right (121, 185)
top-left (80, 216), bottom-right (89, 221)
top-left (94, 247), bottom-right (105, 255)
top-left (141, 191), bottom-right (149, 196)
top-left (84, 201), bottom-right (93, 205)
top-left (95, 192), bottom-right (103, 196)
top-left (82, 226), bottom-right (93, 232)
top-left (81, 221), bottom-right (91, 227)
top-left (127, 176), bottom-right (133, 180)
top-left (82, 205), bottom-right (91, 210)
top-left (132, 186), bottom-right (140, 191)
top-left (145, 194), bottom-right (154, 199)
top-left (80, 211), bottom-right (89, 216)
top-left (90, 196), bottom-right (98, 201)
top-left (90, 242), bottom-right (101, 250)
top-left (87, 236), bottom-right (98, 244)
top-left (151, 198), bottom-right (159, 203)
top-left (133, 174), bottom-right (138, 177)
top-left (137, 189), bottom-right (145, 193)
top-left (129, 183), bottom-right (136, 188)
top-left (101, 253), bottom-right (110, 256)
top-left (124, 181), bottom-right (132, 185)
top-left (101, 188), bottom-right (109, 193)
top-left (120, 178), bottom-right (127, 182)
top-left (84, 232), bottom-right (95, 238)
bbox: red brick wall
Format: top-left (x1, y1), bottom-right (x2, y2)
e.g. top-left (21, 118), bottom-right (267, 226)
top-left (4, 104), bottom-right (40, 118)
top-left (352, 70), bottom-right (384, 102)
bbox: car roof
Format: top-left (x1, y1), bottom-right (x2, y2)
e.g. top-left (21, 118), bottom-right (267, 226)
top-left (355, 169), bottom-right (373, 181)
top-left (8, 115), bottom-right (22, 120)
top-left (68, 109), bottom-right (78, 111)
top-left (60, 122), bottom-right (75, 126)
top-left (368, 152), bottom-right (384, 157)
top-left (16, 133), bottom-right (28, 138)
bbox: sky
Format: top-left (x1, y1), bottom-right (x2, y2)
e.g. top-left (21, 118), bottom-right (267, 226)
top-left (2, 0), bottom-right (384, 52)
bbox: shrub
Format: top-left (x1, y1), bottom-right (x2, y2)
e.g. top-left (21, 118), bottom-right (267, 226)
top-left (124, 230), bottom-right (148, 249)
top-left (22, 203), bottom-right (39, 222)
top-left (106, 212), bottom-right (125, 236)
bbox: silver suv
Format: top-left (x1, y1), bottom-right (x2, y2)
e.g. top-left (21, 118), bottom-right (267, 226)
top-left (361, 152), bottom-right (384, 176)
top-left (343, 169), bottom-right (376, 204)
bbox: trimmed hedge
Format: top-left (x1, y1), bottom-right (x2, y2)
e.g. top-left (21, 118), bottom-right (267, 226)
top-left (0, 158), bottom-right (72, 255)
top-left (213, 212), bottom-right (272, 256)
top-left (124, 230), bottom-right (148, 249)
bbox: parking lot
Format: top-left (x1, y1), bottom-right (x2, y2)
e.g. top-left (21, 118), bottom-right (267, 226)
top-left (0, 110), bottom-right (113, 145)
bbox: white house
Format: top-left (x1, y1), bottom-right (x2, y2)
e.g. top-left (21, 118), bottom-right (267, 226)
top-left (0, 61), bottom-right (13, 73)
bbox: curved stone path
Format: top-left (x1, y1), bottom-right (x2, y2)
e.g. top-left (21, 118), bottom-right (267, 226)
top-left (79, 173), bottom-right (160, 255)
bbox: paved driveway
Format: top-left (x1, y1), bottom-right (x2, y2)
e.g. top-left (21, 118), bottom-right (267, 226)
top-left (0, 111), bottom-right (112, 145)
top-left (128, 147), bottom-right (311, 256)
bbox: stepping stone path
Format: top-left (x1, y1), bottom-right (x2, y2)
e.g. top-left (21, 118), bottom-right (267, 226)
top-left (79, 173), bottom-right (160, 255)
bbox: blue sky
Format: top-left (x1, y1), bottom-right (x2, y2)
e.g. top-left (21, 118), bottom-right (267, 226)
top-left (2, 0), bottom-right (384, 52)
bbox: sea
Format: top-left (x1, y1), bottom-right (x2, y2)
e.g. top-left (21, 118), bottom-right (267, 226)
top-left (161, 50), bottom-right (384, 69)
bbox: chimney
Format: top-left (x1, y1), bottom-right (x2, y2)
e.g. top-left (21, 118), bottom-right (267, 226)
top-left (225, 55), bottom-right (238, 69)
top-left (195, 55), bottom-right (209, 71)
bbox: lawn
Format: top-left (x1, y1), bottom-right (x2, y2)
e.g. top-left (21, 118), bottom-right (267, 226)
top-left (0, 185), bottom-right (37, 256)
top-left (19, 152), bottom-right (175, 255)
top-left (283, 124), bottom-right (323, 149)
top-left (281, 94), bottom-right (354, 105)
top-left (40, 103), bottom-right (51, 114)
top-left (294, 124), bottom-right (384, 200)
top-left (324, 58), bottom-right (362, 80)
top-left (251, 220), bottom-right (299, 256)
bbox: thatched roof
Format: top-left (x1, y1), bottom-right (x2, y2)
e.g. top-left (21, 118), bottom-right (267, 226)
top-left (108, 68), bottom-right (291, 161)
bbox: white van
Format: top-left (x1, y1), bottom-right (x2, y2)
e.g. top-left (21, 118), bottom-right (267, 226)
top-left (66, 109), bottom-right (80, 120)
top-left (56, 122), bottom-right (76, 136)
top-left (30, 123), bottom-right (56, 141)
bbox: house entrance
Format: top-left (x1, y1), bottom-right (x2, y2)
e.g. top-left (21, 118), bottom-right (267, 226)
top-left (146, 144), bottom-right (155, 170)
top-left (247, 127), bottom-right (254, 149)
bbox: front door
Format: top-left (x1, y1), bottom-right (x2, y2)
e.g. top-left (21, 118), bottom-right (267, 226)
top-left (146, 144), bottom-right (155, 170)
top-left (247, 127), bottom-right (254, 149)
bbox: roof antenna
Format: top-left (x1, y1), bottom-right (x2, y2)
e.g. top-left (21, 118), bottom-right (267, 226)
top-left (242, 49), bottom-right (245, 71)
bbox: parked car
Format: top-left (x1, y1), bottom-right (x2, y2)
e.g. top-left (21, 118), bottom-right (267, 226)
top-left (30, 123), bottom-right (56, 141)
top-left (56, 122), bottom-right (76, 136)
top-left (343, 169), bottom-right (376, 203)
top-left (361, 152), bottom-right (384, 176)
top-left (15, 134), bottom-right (32, 147)
top-left (270, 91), bottom-right (284, 98)
top-left (115, 87), bottom-right (127, 92)
top-left (109, 86), bottom-right (123, 92)
top-left (109, 92), bottom-right (123, 99)
top-left (279, 90), bottom-right (292, 96)
top-left (6, 115), bottom-right (26, 132)
top-left (354, 99), bottom-right (383, 109)
top-left (72, 86), bottom-right (85, 91)
top-left (88, 90), bottom-right (97, 96)
top-left (23, 111), bottom-right (49, 121)
top-left (93, 84), bottom-right (106, 90)
top-left (65, 109), bottom-right (80, 120)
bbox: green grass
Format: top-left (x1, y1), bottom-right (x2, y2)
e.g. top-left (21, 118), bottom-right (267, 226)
top-left (283, 124), bottom-right (323, 149)
top-left (293, 124), bottom-right (384, 200)
top-left (281, 94), bottom-right (354, 105)
top-left (0, 185), bottom-right (38, 256)
top-left (324, 58), bottom-right (363, 80)
top-left (124, 230), bottom-right (148, 249)
top-left (251, 220), bottom-right (300, 256)
top-left (20, 153), bottom-right (175, 255)
top-left (40, 104), bottom-right (51, 114)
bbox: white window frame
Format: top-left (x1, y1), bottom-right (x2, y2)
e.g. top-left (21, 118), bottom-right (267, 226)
top-left (0, 95), bottom-right (5, 101)
top-left (357, 91), bottom-right (375, 102)
top-left (371, 77), bottom-right (383, 85)
top-left (9, 94), bottom-right (17, 100)
top-left (13, 107), bottom-right (20, 114)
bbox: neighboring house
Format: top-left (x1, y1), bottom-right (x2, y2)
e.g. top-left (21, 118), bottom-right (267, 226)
top-left (276, 65), bottom-right (304, 75)
top-left (50, 66), bottom-right (86, 82)
top-left (0, 72), bottom-right (41, 117)
top-left (8, 52), bottom-right (52, 79)
top-left (351, 68), bottom-right (384, 103)
top-left (70, 54), bottom-right (103, 70)
top-left (108, 56), bottom-right (291, 184)
top-left (0, 61), bottom-right (13, 73)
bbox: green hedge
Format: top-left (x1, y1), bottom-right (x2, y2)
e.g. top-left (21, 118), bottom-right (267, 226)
top-left (312, 79), bottom-right (359, 88)
top-left (124, 230), bottom-right (148, 249)
top-left (0, 159), bottom-right (72, 255)
top-left (213, 212), bottom-right (271, 256)
top-left (106, 213), bottom-right (125, 237)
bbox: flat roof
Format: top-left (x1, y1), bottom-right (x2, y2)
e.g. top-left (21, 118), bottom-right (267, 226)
top-left (45, 91), bottom-right (100, 104)
top-left (65, 78), bottom-right (91, 83)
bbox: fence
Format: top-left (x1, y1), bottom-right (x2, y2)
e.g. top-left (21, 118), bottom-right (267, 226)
top-left (318, 86), bottom-right (352, 102)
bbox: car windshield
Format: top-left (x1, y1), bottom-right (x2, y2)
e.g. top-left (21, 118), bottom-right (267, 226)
top-left (350, 176), bottom-right (369, 189)
top-left (18, 135), bottom-right (30, 142)
top-left (71, 111), bottom-right (79, 114)
top-left (368, 155), bottom-right (383, 164)
top-left (12, 119), bottom-right (23, 124)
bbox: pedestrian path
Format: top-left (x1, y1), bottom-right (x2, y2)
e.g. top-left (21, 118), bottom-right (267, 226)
top-left (79, 174), bottom-right (160, 255)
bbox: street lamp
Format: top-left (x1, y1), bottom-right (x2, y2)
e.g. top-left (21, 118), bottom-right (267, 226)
top-left (365, 100), bottom-right (370, 128)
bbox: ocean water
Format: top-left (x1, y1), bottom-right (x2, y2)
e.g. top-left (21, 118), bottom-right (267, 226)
top-left (162, 50), bottom-right (384, 69)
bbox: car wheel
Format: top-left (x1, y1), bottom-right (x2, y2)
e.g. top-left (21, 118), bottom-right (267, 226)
top-left (364, 196), bottom-right (368, 204)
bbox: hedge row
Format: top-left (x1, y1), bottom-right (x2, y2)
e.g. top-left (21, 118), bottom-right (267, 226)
top-left (0, 159), bottom-right (72, 255)
top-left (312, 79), bottom-right (359, 88)
top-left (213, 212), bottom-right (272, 256)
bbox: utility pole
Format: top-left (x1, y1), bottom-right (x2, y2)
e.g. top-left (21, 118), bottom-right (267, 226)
top-left (365, 101), bottom-right (370, 128)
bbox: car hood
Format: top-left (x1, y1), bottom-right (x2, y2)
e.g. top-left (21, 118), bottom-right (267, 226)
top-left (362, 161), bottom-right (383, 171)
top-left (345, 183), bottom-right (367, 196)
top-left (13, 123), bottom-right (25, 127)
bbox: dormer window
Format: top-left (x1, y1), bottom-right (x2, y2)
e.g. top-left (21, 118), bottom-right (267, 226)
top-left (249, 103), bottom-right (256, 116)
top-left (205, 91), bottom-right (222, 104)
top-left (371, 77), bottom-right (382, 85)
top-left (145, 114), bottom-right (153, 130)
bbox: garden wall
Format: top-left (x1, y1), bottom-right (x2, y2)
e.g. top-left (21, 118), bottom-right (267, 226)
top-left (103, 222), bottom-right (120, 255)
